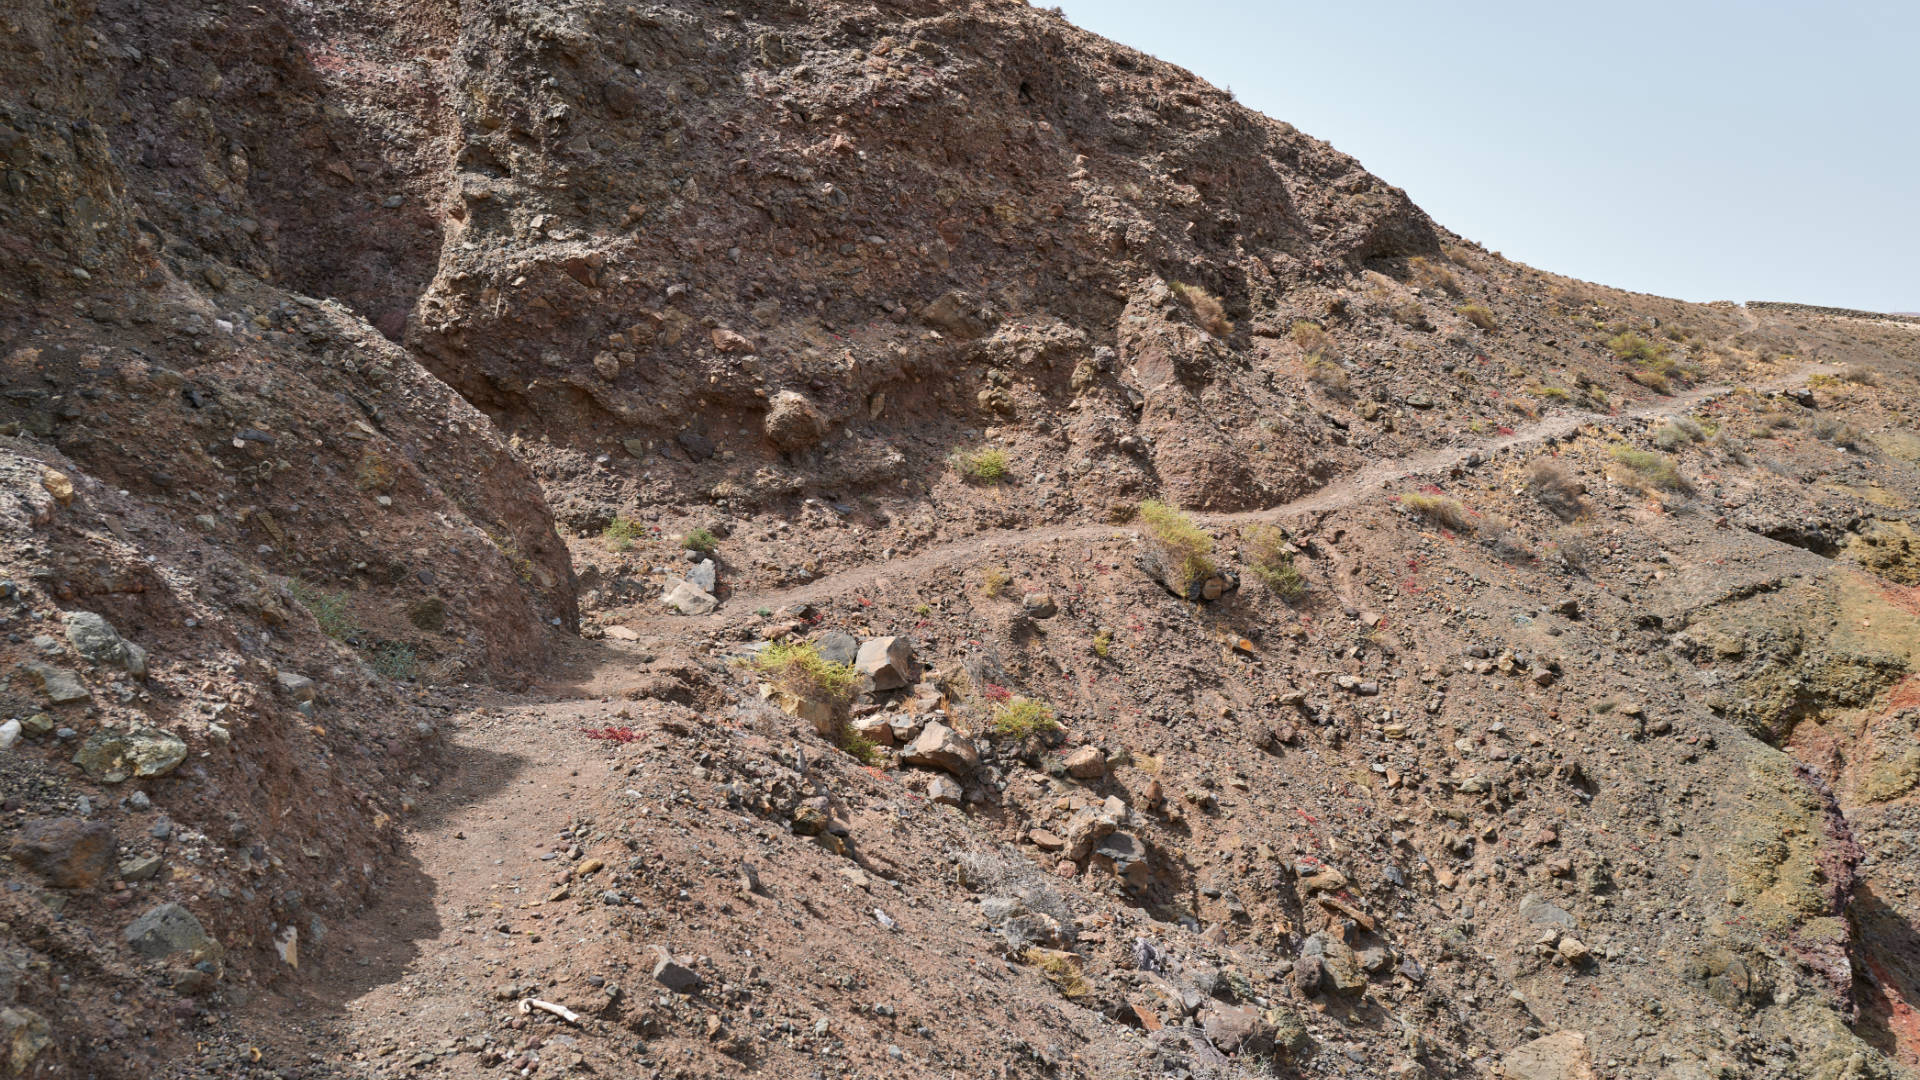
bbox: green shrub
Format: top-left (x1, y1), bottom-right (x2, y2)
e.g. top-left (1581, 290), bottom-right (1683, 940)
top-left (952, 447), bottom-right (1010, 483)
top-left (1137, 500), bottom-right (1216, 595)
top-left (1243, 524), bottom-right (1307, 600)
top-left (1092, 629), bottom-right (1114, 658)
top-left (1304, 353), bottom-right (1349, 393)
top-left (991, 697), bottom-right (1059, 739)
top-left (1606, 331), bottom-right (1670, 363)
top-left (980, 565), bottom-right (1012, 597)
top-left (1629, 369), bottom-right (1671, 394)
top-left (603, 516), bottom-right (642, 551)
top-left (749, 641), bottom-right (859, 705)
top-left (682, 526), bottom-right (719, 554)
top-left (835, 727), bottom-right (882, 765)
top-left (371, 641), bottom-right (418, 681)
top-left (1609, 446), bottom-right (1690, 492)
top-left (290, 579), bottom-right (359, 642)
top-left (1653, 417), bottom-right (1705, 450)
top-left (1457, 303), bottom-right (1498, 331)
top-left (1401, 492), bottom-right (1474, 533)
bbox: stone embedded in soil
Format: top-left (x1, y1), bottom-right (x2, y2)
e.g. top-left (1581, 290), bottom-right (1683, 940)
top-left (901, 722), bottom-right (978, 776)
top-left (124, 902), bottom-right (221, 963)
top-left (662, 580), bottom-right (718, 615)
top-left (856, 635), bottom-right (913, 690)
top-left (9, 817), bottom-right (113, 889)
top-left (763, 390), bottom-right (827, 451)
top-left (73, 727), bottom-right (188, 783)
top-left (63, 610), bottom-right (145, 675)
top-left (1063, 745), bottom-right (1107, 779)
top-left (19, 662), bottom-right (89, 704)
top-left (685, 559), bottom-right (718, 593)
top-left (1503, 1030), bottom-right (1597, 1080)
top-left (814, 630), bottom-right (859, 666)
top-left (651, 950), bottom-right (701, 994)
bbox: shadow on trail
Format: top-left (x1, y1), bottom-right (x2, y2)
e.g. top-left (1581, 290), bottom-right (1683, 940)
top-left (233, 741), bottom-right (530, 1034)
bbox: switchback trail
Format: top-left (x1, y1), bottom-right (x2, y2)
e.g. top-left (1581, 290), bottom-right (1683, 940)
top-left (616, 362), bottom-right (1838, 633)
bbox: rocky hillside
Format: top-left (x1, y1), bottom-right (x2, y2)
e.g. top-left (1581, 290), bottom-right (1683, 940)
top-left (3, 1), bottom-right (1919, 1078)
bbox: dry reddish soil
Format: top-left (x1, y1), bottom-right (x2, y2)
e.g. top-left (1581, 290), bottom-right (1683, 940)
top-left (5, 3), bottom-right (1920, 1080)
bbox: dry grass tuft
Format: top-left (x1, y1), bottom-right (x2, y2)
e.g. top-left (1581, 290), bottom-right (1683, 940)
top-left (1137, 500), bottom-right (1216, 595)
top-left (1304, 353), bottom-right (1349, 393)
top-left (1171, 281), bottom-right (1233, 337)
top-left (1401, 492), bottom-right (1474, 532)
top-left (1527, 460), bottom-right (1588, 521)
top-left (1609, 446), bottom-right (1691, 493)
top-left (1457, 303), bottom-right (1498, 331)
top-left (1243, 524), bottom-right (1307, 600)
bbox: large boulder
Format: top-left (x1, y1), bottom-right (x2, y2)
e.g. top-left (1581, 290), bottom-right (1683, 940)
top-left (901, 722), bottom-right (978, 776)
top-left (9, 817), bottom-right (113, 889)
top-left (856, 636), bottom-right (914, 690)
top-left (73, 727), bottom-right (187, 783)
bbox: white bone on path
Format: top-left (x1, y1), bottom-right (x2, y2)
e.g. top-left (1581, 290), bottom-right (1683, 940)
top-left (519, 998), bottom-right (583, 1024)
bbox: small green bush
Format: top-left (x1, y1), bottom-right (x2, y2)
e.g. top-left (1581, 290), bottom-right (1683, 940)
top-left (1091, 629), bottom-right (1114, 658)
top-left (749, 641), bottom-right (859, 705)
top-left (1609, 446), bottom-right (1690, 492)
top-left (371, 641), bottom-right (418, 681)
top-left (1456, 303), bottom-right (1498, 331)
top-left (835, 727), bottom-right (882, 765)
top-left (682, 526), bottom-right (719, 554)
top-left (980, 565), bottom-right (1012, 597)
top-left (290, 579), bottom-right (359, 642)
top-left (1243, 524), bottom-right (1307, 600)
top-left (991, 697), bottom-right (1059, 739)
top-left (603, 516), bottom-right (642, 551)
top-left (1137, 500), bottom-right (1216, 595)
top-left (1304, 353), bottom-right (1349, 393)
top-left (1606, 331), bottom-right (1670, 363)
top-left (953, 447), bottom-right (1010, 483)
top-left (1653, 417), bottom-right (1705, 450)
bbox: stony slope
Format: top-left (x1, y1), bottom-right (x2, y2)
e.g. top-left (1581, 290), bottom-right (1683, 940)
top-left (2, 2), bottom-right (1920, 1079)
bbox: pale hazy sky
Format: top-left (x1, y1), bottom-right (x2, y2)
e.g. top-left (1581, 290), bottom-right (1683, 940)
top-left (1057, 1), bottom-right (1918, 312)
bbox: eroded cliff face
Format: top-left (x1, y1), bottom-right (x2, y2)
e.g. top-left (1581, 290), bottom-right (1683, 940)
top-left (5, 1), bottom-right (1920, 1078)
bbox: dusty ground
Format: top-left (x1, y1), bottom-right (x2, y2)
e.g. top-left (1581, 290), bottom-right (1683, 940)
top-left (6, 1), bottom-right (1920, 1079)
